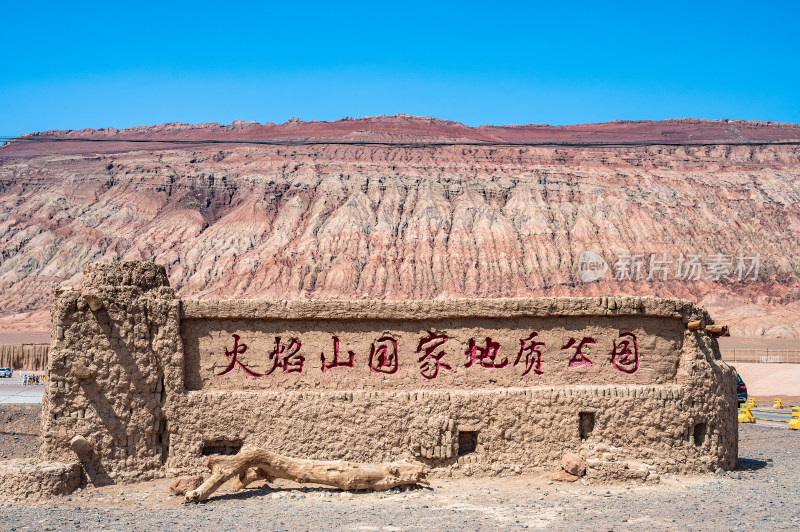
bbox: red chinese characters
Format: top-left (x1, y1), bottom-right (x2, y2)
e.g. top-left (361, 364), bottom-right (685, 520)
top-left (465, 337), bottom-right (508, 369)
top-left (320, 335), bottom-right (355, 372)
top-left (562, 337), bottom-right (596, 369)
top-left (216, 334), bottom-right (262, 377)
top-left (611, 332), bottom-right (639, 374)
top-left (265, 336), bottom-right (304, 375)
top-left (216, 329), bottom-right (643, 380)
top-left (369, 335), bottom-right (399, 374)
top-left (417, 332), bottom-right (452, 380)
top-left (515, 332), bottom-right (545, 376)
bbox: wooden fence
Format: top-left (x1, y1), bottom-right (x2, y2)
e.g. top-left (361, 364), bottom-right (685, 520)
top-left (721, 349), bottom-right (800, 364)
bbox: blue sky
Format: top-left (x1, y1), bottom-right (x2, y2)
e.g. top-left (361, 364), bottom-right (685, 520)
top-left (1, 1), bottom-right (798, 136)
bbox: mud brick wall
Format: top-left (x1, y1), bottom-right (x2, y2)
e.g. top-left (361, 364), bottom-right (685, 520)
top-left (41, 261), bottom-right (738, 485)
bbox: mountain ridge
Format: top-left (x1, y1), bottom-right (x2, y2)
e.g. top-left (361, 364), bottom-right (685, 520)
top-left (1, 116), bottom-right (799, 338)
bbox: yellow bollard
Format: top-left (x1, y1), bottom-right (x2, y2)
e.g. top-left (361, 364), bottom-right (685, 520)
top-left (773, 398), bottom-right (784, 409)
top-left (789, 408), bottom-right (800, 430)
top-left (738, 406), bottom-right (755, 423)
top-left (747, 398), bottom-right (757, 408)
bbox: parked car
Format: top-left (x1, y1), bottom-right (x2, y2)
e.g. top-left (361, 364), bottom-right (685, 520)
top-left (737, 374), bottom-right (748, 406)
top-left (0, 367), bottom-right (12, 378)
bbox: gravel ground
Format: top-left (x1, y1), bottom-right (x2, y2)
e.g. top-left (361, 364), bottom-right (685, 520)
top-left (0, 405), bottom-right (40, 459)
top-left (1, 422), bottom-right (798, 531)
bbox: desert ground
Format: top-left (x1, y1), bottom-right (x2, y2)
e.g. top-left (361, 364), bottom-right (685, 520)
top-left (0, 404), bottom-right (797, 531)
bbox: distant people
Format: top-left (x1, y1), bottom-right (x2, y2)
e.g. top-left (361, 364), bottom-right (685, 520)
top-left (22, 374), bottom-right (27, 385)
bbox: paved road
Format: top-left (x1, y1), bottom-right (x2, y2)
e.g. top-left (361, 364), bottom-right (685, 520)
top-left (745, 404), bottom-right (797, 429)
top-left (0, 373), bottom-right (45, 404)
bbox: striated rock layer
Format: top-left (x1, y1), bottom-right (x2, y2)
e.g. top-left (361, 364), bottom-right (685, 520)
top-left (0, 344), bottom-right (49, 371)
top-left (1, 115), bottom-right (799, 337)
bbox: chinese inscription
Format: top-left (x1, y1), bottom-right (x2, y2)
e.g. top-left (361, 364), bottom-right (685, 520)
top-left (217, 334), bottom-right (261, 377)
top-left (266, 336), bottom-right (304, 374)
top-left (321, 335), bottom-right (354, 372)
top-left (215, 331), bottom-right (642, 379)
top-left (368, 336), bottom-right (399, 374)
top-left (417, 332), bottom-right (452, 380)
top-left (514, 332), bottom-right (545, 376)
top-left (464, 337), bottom-right (508, 369)
top-left (562, 337), bottom-right (596, 369)
top-left (611, 332), bottom-right (639, 374)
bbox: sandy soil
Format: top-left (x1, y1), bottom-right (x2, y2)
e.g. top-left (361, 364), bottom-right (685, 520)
top-left (0, 423), bottom-right (797, 530)
top-left (0, 405), bottom-right (40, 460)
top-left (729, 362), bottom-right (800, 400)
top-left (0, 331), bottom-right (50, 346)
top-left (719, 337), bottom-right (800, 350)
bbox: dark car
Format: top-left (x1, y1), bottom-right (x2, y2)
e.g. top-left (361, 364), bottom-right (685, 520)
top-left (737, 374), bottom-right (748, 406)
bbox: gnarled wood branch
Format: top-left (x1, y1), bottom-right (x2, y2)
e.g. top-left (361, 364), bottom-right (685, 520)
top-left (185, 448), bottom-right (427, 502)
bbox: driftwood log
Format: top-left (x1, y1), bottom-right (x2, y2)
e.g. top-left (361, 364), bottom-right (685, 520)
top-left (185, 448), bottom-right (427, 502)
top-left (706, 324), bottom-right (730, 337)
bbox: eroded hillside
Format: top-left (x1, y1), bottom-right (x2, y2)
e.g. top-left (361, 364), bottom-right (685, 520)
top-left (1, 116), bottom-right (799, 337)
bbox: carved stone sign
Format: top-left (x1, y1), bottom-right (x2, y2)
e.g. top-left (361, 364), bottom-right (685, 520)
top-left (40, 262), bottom-right (738, 488)
top-left (183, 316), bottom-right (682, 391)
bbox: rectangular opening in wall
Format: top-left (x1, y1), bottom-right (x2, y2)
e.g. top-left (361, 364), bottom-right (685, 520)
top-left (202, 438), bottom-right (243, 456)
top-left (458, 431), bottom-right (478, 456)
top-left (693, 423), bottom-right (707, 446)
top-left (579, 412), bottom-right (595, 440)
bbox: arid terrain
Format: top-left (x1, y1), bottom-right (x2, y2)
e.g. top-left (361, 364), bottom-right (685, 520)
top-left (1, 115), bottom-right (799, 339)
top-left (1, 405), bottom-right (797, 531)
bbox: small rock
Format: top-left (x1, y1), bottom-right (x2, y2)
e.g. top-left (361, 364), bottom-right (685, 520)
top-left (169, 475), bottom-right (204, 496)
top-left (549, 470), bottom-right (580, 483)
top-left (714, 468), bottom-right (725, 477)
top-left (70, 435), bottom-right (94, 457)
top-left (561, 453), bottom-right (586, 477)
top-left (729, 471), bottom-right (742, 480)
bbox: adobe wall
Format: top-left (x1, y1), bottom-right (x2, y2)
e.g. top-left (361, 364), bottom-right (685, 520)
top-left (41, 261), bottom-right (738, 485)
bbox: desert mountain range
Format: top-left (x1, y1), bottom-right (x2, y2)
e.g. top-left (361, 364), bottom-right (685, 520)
top-left (1, 115), bottom-right (799, 338)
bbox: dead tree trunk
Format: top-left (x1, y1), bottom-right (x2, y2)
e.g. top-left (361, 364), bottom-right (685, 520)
top-left (185, 448), bottom-right (427, 502)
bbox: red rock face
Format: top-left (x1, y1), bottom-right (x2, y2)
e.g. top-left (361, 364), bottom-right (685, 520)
top-left (1, 115), bottom-right (799, 336)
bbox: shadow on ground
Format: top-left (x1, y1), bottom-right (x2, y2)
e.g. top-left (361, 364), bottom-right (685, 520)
top-left (735, 457), bottom-right (768, 471)
top-left (191, 483), bottom-right (433, 504)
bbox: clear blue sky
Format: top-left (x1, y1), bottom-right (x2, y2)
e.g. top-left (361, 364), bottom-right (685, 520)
top-left (1, 0), bottom-right (798, 137)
